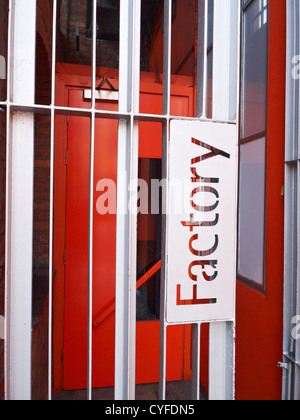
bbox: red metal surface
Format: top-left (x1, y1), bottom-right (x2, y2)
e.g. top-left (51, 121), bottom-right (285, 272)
top-left (235, 0), bottom-right (286, 400)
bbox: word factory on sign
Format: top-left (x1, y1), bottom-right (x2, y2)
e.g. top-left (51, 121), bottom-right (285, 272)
top-left (166, 120), bottom-right (237, 325)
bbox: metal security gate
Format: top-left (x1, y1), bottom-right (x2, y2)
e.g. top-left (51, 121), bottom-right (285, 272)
top-left (282, 0), bottom-right (300, 400)
top-left (1, 0), bottom-right (240, 400)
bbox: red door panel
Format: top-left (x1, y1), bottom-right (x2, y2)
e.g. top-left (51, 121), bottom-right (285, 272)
top-left (63, 87), bottom-right (190, 390)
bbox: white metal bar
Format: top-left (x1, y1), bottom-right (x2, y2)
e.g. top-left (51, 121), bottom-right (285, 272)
top-left (209, 321), bottom-right (236, 400)
top-left (6, 111), bottom-right (35, 401)
top-left (48, 0), bottom-right (58, 401)
top-left (202, 0), bottom-right (209, 118)
top-left (4, 0), bottom-right (13, 400)
top-left (283, 0), bottom-right (300, 400)
top-left (5, 0), bottom-right (37, 400)
top-left (159, 121), bottom-right (169, 401)
top-left (114, 0), bottom-right (141, 401)
top-left (212, 0), bottom-right (231, 121)
top-left (296, 161), bottom-right (300, 366)
top-left (127, 117), bottom-right (139, 400)
top-left (87, 0), bottom-right (98, 401)
top-left (191, 323), bottom-right (201, 400)
top-left (196, 0), bottom-right (207, 118)
top-left (163, 0), bottom-right (172, 116)
top-left (126, 0), bottom-right (141, 400)
top-left (115, 0), bottom-right (134, 400)
top-left (209, 0), bottom-right (239, 401)
top-left (159, 0), bottom-right (172, 401)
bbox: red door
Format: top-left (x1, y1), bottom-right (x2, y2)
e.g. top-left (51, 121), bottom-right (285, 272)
top-left (235, 0), bottom-right (286, 400)
top-left (63, 87), bottom-right (191, 390)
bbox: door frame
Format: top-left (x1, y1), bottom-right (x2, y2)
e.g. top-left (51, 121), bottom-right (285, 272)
top-left (52, 62), bottom-right (195, 394)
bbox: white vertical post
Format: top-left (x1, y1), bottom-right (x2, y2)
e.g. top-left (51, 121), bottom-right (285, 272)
top-left (209, 0), bottom-right (239, 401)
top-left (87, 0), bottom-right (98, 401)
top-left (159, 0), bottom-right (172, 401)
top-left (115, 0), bottom-right (141, 401)
top-left (5, 0), bottom-right (37, 400)
top-left (283, 0), bottom-right (300, 400)
top-left (212, 0), bottom-right (239, 122)
top-left (196, 0), bottom-right (208, 118)
top-left (191, 323), bottom-right (201, 400)
top-left (48, 0), bottom-right (58, 401)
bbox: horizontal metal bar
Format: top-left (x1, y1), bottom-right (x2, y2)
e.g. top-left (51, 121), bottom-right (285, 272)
top-left (133, 113), bottom-right (167, 122)
top-left (285, 159), bottom-right (300, 164)
top-left (1, 101), bottom-right (240, 125)
top-left (9, 104), bottom-right (130, 119)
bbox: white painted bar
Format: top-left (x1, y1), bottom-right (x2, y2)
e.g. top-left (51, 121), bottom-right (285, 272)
top-left (212, 0), bottom-right (231, 121)
top-left (86, 0), bottom-right (98, 401)
top-left (196, 0), bottom-right (207, 118)
top-left (209, 0), bottom-right (239, 401)
top-left (159, 122), bottom-right (170, 401)
top-left (159, 0), bottom-right (173, 401)
top-left (7, 112), bottom-right (35, 401)
top-left (283, 1), bottom-right (300, 398)
top-left (191, 323), bottom-right (201, 400)
top-left (127, 0), bottom-right (141, 400)
top-left (5, 0), bottom-right (37, 400)
top-left (115, 0), bottom-right (141, 401)
top-left (4, 0), bottom-right (13, 400)
top-left (163, 0), bottom-right (172, 116)
top-left (48, 0), bottom-right (58, 401)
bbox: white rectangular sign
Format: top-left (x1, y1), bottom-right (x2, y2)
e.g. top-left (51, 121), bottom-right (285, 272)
top-left (166, 120), bottom-right (237, 324)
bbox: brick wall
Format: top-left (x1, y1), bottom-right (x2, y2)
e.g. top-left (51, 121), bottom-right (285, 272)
top-left (57, 0), bottom-right (120, 69)
top-left (34, 32), bottom-right (51, 267)
top-left (31, 301), bottom-right (49, 400)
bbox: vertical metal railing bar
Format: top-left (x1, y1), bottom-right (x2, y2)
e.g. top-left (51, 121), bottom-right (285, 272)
top-left (114, 0), bottom-right (132, 400)
top-left (209, 0), bottom-right (239, 401)
top-left (127, 0), bottom-right (141, 400)
top-left (162, 0), bottom-right (172, 117)
top-left (128, 116), bottom-right (139, 400)
top-left (4, 0), bottom-right (37, 400)
top-left (192, 0), bottom-right (210, 400)
top-left (202, 0), bottom-right (209, 118)
top-left (196, 0), bottom-right (206, 118)
top-left (114, 0), bottom-right (142, 401)
top-left (87, 0), bottom-right (98, 401)
top-left (283, 0), bottom-right (300, 400)
top-left (159, 0), bottom-right (172, 401)
top-left (48, 0), bottom-right (58, 401)
top-left (4, 0), bottom-right (13, 400)
top-left (159, 121), bottom-right (168, 402)
top-left (296, 162), bottom-right (300, 364)
top-left (282, 0), bottom-right (294, 400)
top-left (292, 12), bottom-right (300, 397)
top-left (191, 323), bottom-right (201, 400)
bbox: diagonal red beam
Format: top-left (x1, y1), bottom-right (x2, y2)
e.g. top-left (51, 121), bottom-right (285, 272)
top-left (93, 260), bottom-right (162, 328)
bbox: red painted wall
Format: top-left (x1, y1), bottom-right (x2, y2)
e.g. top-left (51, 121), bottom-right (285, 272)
top-left (236, 0), bottom-right (286, 400)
